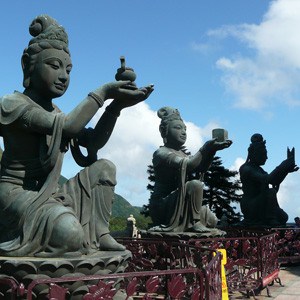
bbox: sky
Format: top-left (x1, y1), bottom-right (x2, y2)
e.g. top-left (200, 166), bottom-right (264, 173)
top-left (1, 0), bottom-right (300, 221)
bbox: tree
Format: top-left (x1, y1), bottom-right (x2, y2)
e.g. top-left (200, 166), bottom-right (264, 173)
top-left (202, 156), bottom-right (242, 224)
top-left (141, 164), bottom-right (155, 219)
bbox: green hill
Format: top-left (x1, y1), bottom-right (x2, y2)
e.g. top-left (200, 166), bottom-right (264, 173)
top-left (113, 194), bottom-right (142, 218)
top-left (111, 194), bottom-right (151, 231)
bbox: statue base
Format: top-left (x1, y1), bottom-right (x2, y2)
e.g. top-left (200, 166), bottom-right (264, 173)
top-left (0, 250), bottom-right (131, 299)
top-left (140, 228), bottom-right (226, 239)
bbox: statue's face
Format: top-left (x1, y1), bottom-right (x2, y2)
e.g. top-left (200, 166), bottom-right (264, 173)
top-left (29, 48), bottom-right (72, 99)
top-left (252, 148), bottom-right (268, 166)
top-left (166, 119), bottom-right (187, 147)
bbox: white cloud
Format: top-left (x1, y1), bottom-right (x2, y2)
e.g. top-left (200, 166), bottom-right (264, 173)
top-left (249, 0), bottom-right (300, 66)
top-left (277, 172), bottom-right (300, 222)
top-left (209, 0), bottom-right (300, 110)
top-left (230, 157), bottom-right (245, 172)
top-left (190, 41), bottom-right (215, 54)
top-left (94, 102), bottom-right (161, 181)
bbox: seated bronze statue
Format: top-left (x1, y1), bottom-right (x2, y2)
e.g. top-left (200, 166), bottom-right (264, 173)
top-left (148, 107), bottom-right (232, 233)
top-left (239, 133), bottom-right (298, 227)
top-left (0, 15), bottom-right (153, 257)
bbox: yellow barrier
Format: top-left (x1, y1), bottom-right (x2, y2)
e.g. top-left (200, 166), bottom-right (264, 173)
top-left (217, 249), bottom-right (229, 300)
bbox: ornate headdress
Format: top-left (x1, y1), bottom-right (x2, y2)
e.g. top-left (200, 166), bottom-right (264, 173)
top-left (157, 106), bottom-right (183, 140)
top-left (157, 107), bottom-right (182, 122)
top-left (22, 15), bottom-right (70, 88)
top-left (26, 14), bottom-right (69, 54)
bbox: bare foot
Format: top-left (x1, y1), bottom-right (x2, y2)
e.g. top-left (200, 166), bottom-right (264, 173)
top-left (99, 234), bottom-right (126, 251)
top-left (192, 222), bottom-right (212, 233)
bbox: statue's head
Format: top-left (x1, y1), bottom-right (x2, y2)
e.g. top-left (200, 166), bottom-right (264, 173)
top-left (157, 107), bottom-right (186, 147)
top-left (21, 15), bottom-right (71, 97)
top-left (247, 133), bottom-right (268, 165)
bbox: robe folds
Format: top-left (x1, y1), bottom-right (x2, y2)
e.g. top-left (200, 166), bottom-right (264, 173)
top-left (0, 92), bottom-right (114, 256)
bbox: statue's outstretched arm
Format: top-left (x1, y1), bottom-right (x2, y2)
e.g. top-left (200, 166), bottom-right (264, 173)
top-left (269, 156), bottom-right (298, 186)
top-left (157, 139), bottom-right (232, 174)
top-left (154, 146), bottom-right (204, 171)
top-left (86, 84), bottom-right (153, 151)
top-left (64, 81), bottom-right (151, 137)
top-left (190, 139), bottom-right (232, 173)
top-left (20, 82), bottom-right (151, 139)
top-left (240, 155), bottom-right (298, 188)
top-left (76, 103), bottom-right (121, 152)
top-left (71, 84), bottom-right (153, 167)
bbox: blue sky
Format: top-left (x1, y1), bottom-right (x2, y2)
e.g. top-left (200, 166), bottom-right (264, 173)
top-left (1, 0), bottom-right (300, 221)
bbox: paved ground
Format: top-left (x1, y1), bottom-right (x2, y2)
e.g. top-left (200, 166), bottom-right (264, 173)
top-left (230, 264), bottom-right (300, 299)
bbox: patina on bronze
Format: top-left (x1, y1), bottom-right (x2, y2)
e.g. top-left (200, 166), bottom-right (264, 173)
top-left (0, 14), bottom-right (154, 258)
top-left (148, 107), bottom-right (232, 235)
top-left (239, 133), bottom-right (298, 227)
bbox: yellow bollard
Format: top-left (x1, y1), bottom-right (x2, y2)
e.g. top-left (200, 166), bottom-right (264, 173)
top-left (216, 248), bottom-right (229, 300)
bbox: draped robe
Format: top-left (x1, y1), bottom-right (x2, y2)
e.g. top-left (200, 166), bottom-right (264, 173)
top-left (0, 92), bottom-right (114, 256)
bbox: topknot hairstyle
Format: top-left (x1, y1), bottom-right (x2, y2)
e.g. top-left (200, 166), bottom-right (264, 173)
top-left (157, 106), bottom-right (183, 139)
top-left (157, 107), bottom-right (181, 121)
top-left (26, 14), bottom-right (69, 54)
top-left (22, 15), bottom-right (70, 88)
top-left (250, 133), bottom-right (264, 144)
top-left (247, 133), bottom-right (267, 162)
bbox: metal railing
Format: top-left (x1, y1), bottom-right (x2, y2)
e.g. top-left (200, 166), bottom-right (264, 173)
top-left (0, 240), bottom-right (222, 299)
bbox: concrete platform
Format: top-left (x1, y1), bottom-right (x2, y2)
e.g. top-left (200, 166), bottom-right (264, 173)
top-left (230, 264), bottom-right (300, 299)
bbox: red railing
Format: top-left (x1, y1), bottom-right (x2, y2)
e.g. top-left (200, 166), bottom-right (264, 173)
top-left (221, 226), bottom-right (300, 265)
top-left (0, 240), bottom-right (222, 299)
top-left (188, 232), bottom-right (280, 298)
top-left (2, 227), bottom-right (296, 299)
top-left (116, 238), bottom-right (222, 300)
top-left (272, 228), bottom-right (300, 264)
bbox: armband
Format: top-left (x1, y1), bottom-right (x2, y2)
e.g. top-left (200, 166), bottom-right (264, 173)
top-left (88, 92), bottom-right (105, 107)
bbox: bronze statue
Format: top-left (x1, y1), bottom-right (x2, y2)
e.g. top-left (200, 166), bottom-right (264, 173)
top-left (0, 15), bottom-right (153, 257)
top-left (239, 133), bottom-right (298, 227)
top-left (148, 107), bottom-right (232, 233)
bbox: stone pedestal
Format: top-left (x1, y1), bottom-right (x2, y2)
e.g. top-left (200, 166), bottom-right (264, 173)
top-left (0, 250), bottom-right (131, 299)
top-left (140, 228), bottom-right (226, 239)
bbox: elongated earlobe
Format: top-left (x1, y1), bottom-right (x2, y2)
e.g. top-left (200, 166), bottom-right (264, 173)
top-left (21, 53), bottom-right (31, 88)
top-left (23, 77), bottom-right (30, 88)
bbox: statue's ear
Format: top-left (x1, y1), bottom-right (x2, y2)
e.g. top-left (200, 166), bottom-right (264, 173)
top-left (21, 53), bottom-right (30, 71)
top-left (21, 53), bottom-right (31, 88)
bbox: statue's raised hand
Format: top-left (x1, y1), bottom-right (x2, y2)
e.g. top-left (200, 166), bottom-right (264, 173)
top-left (202, 138), bottom-right (232, 154)
top-left (287, 147), bottom-right (295, 162)
top-left (279, 156), bottom-right (299, 173)
top-left (117, 84), bottom-right (154, 109)
top-left (214, 139), bottom-right (233, 151)
top-left (102, 81), bottom-right (154, 109)
top-left (284, 147), bottom-right (298, 173)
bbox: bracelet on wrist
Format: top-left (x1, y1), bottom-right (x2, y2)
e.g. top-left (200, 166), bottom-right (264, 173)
top-left (88, 92), bottom-right (105, 107)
